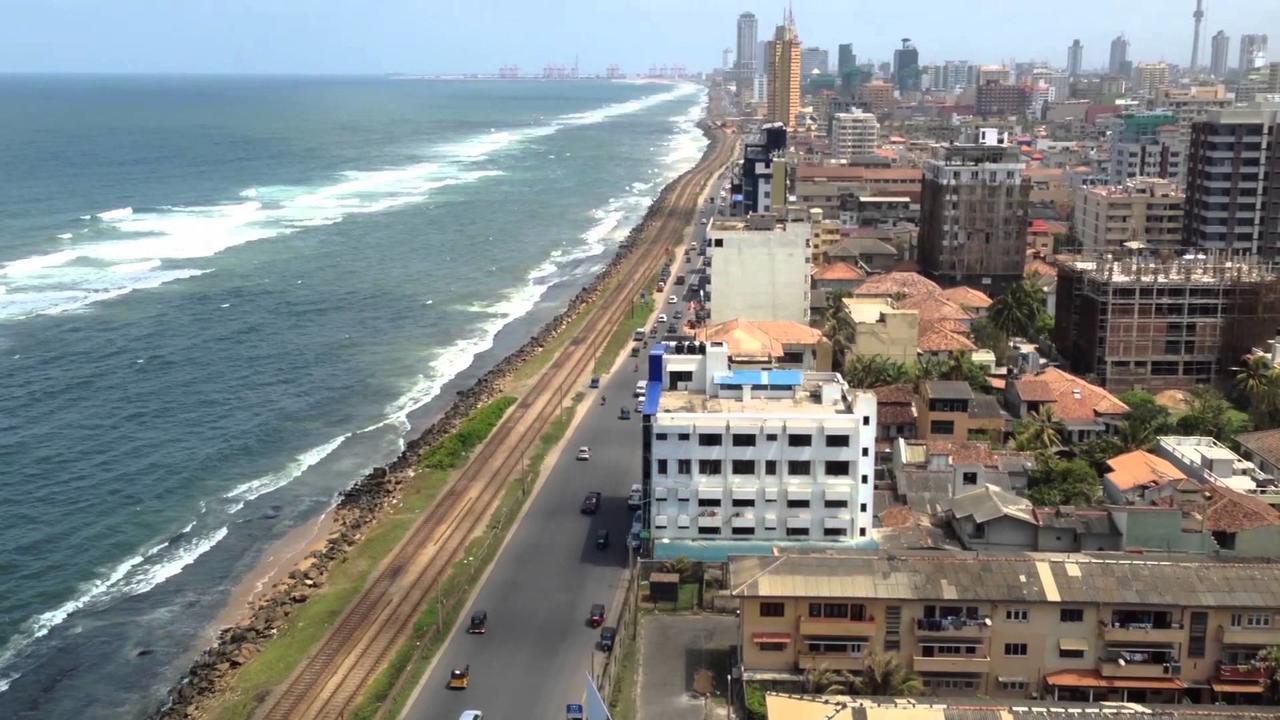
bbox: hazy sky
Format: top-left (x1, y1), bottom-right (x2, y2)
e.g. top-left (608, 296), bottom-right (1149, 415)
top-left (1, 0), bottom-right (1277, 74)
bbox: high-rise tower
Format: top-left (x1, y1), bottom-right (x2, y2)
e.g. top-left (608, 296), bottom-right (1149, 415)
top-left (1067, 39), bottom-right (1083, 78)
top-left (1190, 0), bottom-right (1205, 72)
top-left (1240, 34), bottom-right (1269, 73)
top-left (735, 12), bottom-right (759, 96)
top-left (1210, 30), bottom-right (1230, 77)
top-left (1109, 34), bottom-right (1130, 76)
top-left (765, 10), bottom-right (801, 129)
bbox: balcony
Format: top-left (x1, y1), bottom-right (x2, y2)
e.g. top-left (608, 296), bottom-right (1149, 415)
top-left (1218, 664), bottom-right (1267, 681)
top-left (696, 510), bottom-right (721, 528)
top-left (1098, 658), bottom-right (1180, 679)
top-left (1101, 623), bottom-right (1185, 643)
top-left (912, 655), bottom-right (991, 673)
top-left (800, 617), bottom-right (877, 638)
top-left (798, 653), bottom-right (867, 671)
top-left (915, 617), bottom-right (992, 638)
top-left (730, 513), bottom-right (756, 529)
top-left (1220, 625), bottom-right (1280, 646)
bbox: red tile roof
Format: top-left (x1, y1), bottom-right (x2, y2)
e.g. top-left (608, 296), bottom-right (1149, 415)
top-left (1201, 485), bottom-right (1280, 534)
top-left (853, 271), bottom-right (942, 299)
top-left (940, 286), bottom-right (994, 310)
top-left (917, 326), bottom-right (979, 353)
top-left (1011, 378), bottom-right (1056, 402)
top-left (1104, 450), bottom-right (1187, 492)
top-left (873, 383), bottom-right (917, 405)
top-left (1024, 367), bottom-right (1129, 423)
top-left (812, 260), bottom-right (866, 281)
top-left (923, 440), bottom-right (1000, 466)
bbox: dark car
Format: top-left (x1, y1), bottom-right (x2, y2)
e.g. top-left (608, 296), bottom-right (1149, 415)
top-left (599, 626), bottom-right (617, 652)
top-left (595, 529), bottom-right (610, 549)
top-left (467, 610), bottom-right (488, 634)
top-left (581, 491), bottom-right (602, 515)
top-left (588, 376), bottom-right (600, 389)
top-left (589, 603), bottom-right (607, 627)
top-left (618, 407), bottom-right (631, 420)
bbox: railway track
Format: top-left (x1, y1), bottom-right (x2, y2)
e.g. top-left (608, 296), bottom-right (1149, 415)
top-left (254, 119), bottom-right (735, 720)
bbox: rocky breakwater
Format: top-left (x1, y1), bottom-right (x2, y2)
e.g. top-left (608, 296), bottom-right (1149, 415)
top-left (151, 119), bottom-right (723, 719)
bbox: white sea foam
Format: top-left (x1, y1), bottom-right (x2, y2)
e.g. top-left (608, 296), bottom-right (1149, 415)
top-left (56, 233), bottom-right (73, 240)
top-left (0, 672), bottom-right (18, 694)
top-left (122, 527), bottom-right (228, 598)
top-left (95, 206), bottom-right (133, 221)
top-left (224, 435), bottom-right (350, 506)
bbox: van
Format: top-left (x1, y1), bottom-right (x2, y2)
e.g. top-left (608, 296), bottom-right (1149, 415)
top-left (632, 328), bottom-right (645, 341)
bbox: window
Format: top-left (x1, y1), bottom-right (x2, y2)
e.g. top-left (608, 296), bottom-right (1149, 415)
top-left (788, 434), bottom-right (812, 447)
top-left (930, 420), bottom-right (955, 435)
top-left (861, 447), bottom-right (869, 457)
top-left (825, 496), bottom-right (848, 508)
top-left (787, 497), bottom-right (810, 509)
top-left (861, 474), bottom-right (869, 485)
top-left (1060, 608), bottom-right (1084, 623)
top-left (731, 459), bottom-right (756, 475)
top-left (862, 415), bottom-right (871, 426)
top-left (731, 526), bottom-right (754, 535)
top-left (677, 459), bottom-right (692, 474)
top-left (697, 433), bottom-right (722, 447)
top-left (1232, 613), bottom-right (1273, 628)
top-left (655, 433), bottom-right (669, 440)
top-left (1003, 643), bottom-right (1028, 657)
top-left (859, 502), bottom-right (868, 512)
top-left (698, 459), bottom-right (722, 475)
top-left (1000, 680), bottom-right (1027, 692)
top-left (823, 527), bottom-right (847, 537)
top-left (825, 434), bottom-right (850, 447)
top-left (697, 526), bottom-right (720, 535)
top-left (786, 526), bottom-right (810, 536)
top-left (759, 602), bottom-right (785, 617)
top-left (858, 527), bottom-right (867, 537)
top-left (1059, 648), bottom-right (1085, 659)
top-left (787, 460), bottom-right (811, 475)
top-left (764, 460), bottom-right (778, 475)
top-left (766, 433), bottom-right (779, 441)
top-left (821, 603), bottom-right (850, 619)
top-left (825, 460), bottom-right (850, 476)
top-left (732, 433), bottom-right (756, 447)
top-left (1005, 608), bottom-right (1029, 622)
top-left (758, 642), bottom-right (787, 652)
top-left (698, 497), bottom-right (720, 508)
top-left (677, 433), bottom-right (690, 441)
top-left (962, 471), bottom-right (978, 486)
top-left (656, 459), bottom-right (668, 475)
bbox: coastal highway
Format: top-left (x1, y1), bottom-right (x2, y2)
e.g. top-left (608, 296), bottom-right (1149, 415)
top-left (401, 172), bottom-right (726, 720)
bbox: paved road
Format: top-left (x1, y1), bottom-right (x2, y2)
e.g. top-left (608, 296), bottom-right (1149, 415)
top-left (402, 191), bottom-right (719, 720)
top-left (637, 615), bottom-right (737, 720)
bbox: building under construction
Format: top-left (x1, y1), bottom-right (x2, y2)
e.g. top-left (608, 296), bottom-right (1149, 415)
top-left (1054, 254), bottom-right (1280, 392)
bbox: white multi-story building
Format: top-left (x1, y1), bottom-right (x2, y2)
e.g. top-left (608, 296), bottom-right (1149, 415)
top-left (643, 341), bottom-right (876, 543)
top-left (828, 111), bottom-right (879, 158)
top-left (706, 215), bottom-right (810, 324)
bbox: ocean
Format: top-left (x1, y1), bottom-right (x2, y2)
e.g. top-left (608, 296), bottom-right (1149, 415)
top-left (0, 75), bottom-right (707, 717)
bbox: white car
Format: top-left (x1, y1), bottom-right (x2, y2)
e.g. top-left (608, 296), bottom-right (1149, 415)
top-left (657, 313), bottom-right (668, 323)
top-left (667, 295), bottom-right (678, 305)
top-left (699, 218), bottom-right (707, 225)
top-left (459, 712), bottom-right (484, 720)
top-left (576, 447), bottom-right (591, 461)
top-left (635, 380), bottom-right (647, 397)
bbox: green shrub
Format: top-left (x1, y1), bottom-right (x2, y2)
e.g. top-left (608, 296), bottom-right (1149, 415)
top-left (420, 396), bottom-right (517, 470)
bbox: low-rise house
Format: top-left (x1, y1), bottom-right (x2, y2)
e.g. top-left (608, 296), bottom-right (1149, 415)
top-left (918, 381), bottom-right (1006, 442)
top-left (871, 384), bottom-right (917, 442)
top-left (825, 235), bottom-right (900, 274)
top-left (731, 551), bottom-right (1280, 703)
top-left (891, 438), bottom-right (1031, 512)
top-left (1235, 429), bottom-right (1280, 480)
top-left (1156, 436), bottom-right (1276, 497)
top-left (1103, 450), bottom-right (1189, 505)
top-left (916, 325), bottom-right (979, 361)
top-left (942, 484), bottom-right (1037, 550)
top-left (810, 260), bottom-right (865, 295)
top-left (940, 286), bottom-right (994, 318)
top-left (897, 291), bottom-right (973, 335)
top-left (852, 271), bottom-right (942, 302)
top-left (694, 319), bottom-right (834, 372)
top-left (1005, 368), bottom-right (1128, 443)
top-left (842, 299), bottom-right (920, 365)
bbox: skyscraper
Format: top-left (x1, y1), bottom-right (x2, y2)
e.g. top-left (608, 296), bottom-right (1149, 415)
top-left (893, 39), bottom-right (920, 94)
top-left (735, 12), bottom-right (758, 96)
top-left (800, 46), bottom-right (829, 77)
top-left (765, 12), bottom-right (801, 129)
top-left (942, 60), bottom-right (972, 91)
top-left (1240, 34), bottom-right (1269, 72)
top-left (1109, 34), bottom-right (1130, 75)
top-left (1068, 39), bottom-right (1084, 78)
top-left (1211, 31), bottom-right (1230, 78)
top-left (837, 44), bottom-right (859, 96)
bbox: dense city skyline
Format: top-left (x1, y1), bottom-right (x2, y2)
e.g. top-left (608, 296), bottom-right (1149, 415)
top-left (1, 0), bottom-right (1277, 74)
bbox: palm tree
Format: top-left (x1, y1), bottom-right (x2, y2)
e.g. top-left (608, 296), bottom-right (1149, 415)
top-left (1014, 406), bottom-right (1066, 451)
top-left (843, 355), bottom-right (910, 389)
top-left (989, 280), bottom-right (1047, 338)
top-left (824, 301), bottom-right (857, 370)
top-left (856, 653), bottom-right (923, 697)
top-left (940, 352), bottom-right (991, 393)
top-left (910, 356), bottom-right (946, 391)
top-left (1115, 418), bottom-right (1156, 452)
top-left (660, 556), bottom-right (693, 582)
top-left (802, 665), bottom-right (856, 695)
top-left (1235, 353), bottom-right (1280, 425)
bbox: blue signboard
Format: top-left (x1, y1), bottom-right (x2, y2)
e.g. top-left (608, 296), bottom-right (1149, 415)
top-left (566, 702), bottom-right (585, 719)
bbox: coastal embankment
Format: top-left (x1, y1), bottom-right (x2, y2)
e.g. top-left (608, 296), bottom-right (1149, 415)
top-left (151, 106), bottom-right (727, 719)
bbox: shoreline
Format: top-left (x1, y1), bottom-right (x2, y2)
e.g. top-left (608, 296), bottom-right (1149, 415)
top-left (150, 98), bottom-right (720, 719)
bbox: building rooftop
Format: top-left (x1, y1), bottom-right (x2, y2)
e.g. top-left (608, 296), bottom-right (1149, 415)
top-left (811, 260), bottom-right (866, 281)
top-left (939, 285), bottom-right (994, 310)
top-left (1158, 436), bottom-right (1272, 492)
top-left (795, 165), bottom-right (924, 182)
top-left (917, 325), bottom-right (979, 353)
top-left (826, 236), bottom-right (898, 258)
top-left (730, 551), bottom-right (1280, 606)
top-left (694, 319), bottom-right (824, 363)
top-left (1104, 449), bottom-right (1187, 492)
top-left (1197, 484), bottom-right (1280, 534)
top-left (852, 271), bottom-right (942, 298)
top-left (842, 299), bottom-right (911, 325)
top-left (1236, 428), bottom-right (1280, 471)
top-left (656, 374), bottom-right (860, 418)
top-left (1010, 368), bottom-right (1128, 424)
top-left (1063, 256), bottom-right (1280, 286)
top-left (762, 693), bottom-right (1280, 720)
top-left (944, 484), bottom-right (1035, 525)
top-left (925, 380), bottom-right (975, 401)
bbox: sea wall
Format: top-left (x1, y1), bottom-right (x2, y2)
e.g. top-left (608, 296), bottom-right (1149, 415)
top-left (151, 119), bottom-right (721, 719)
